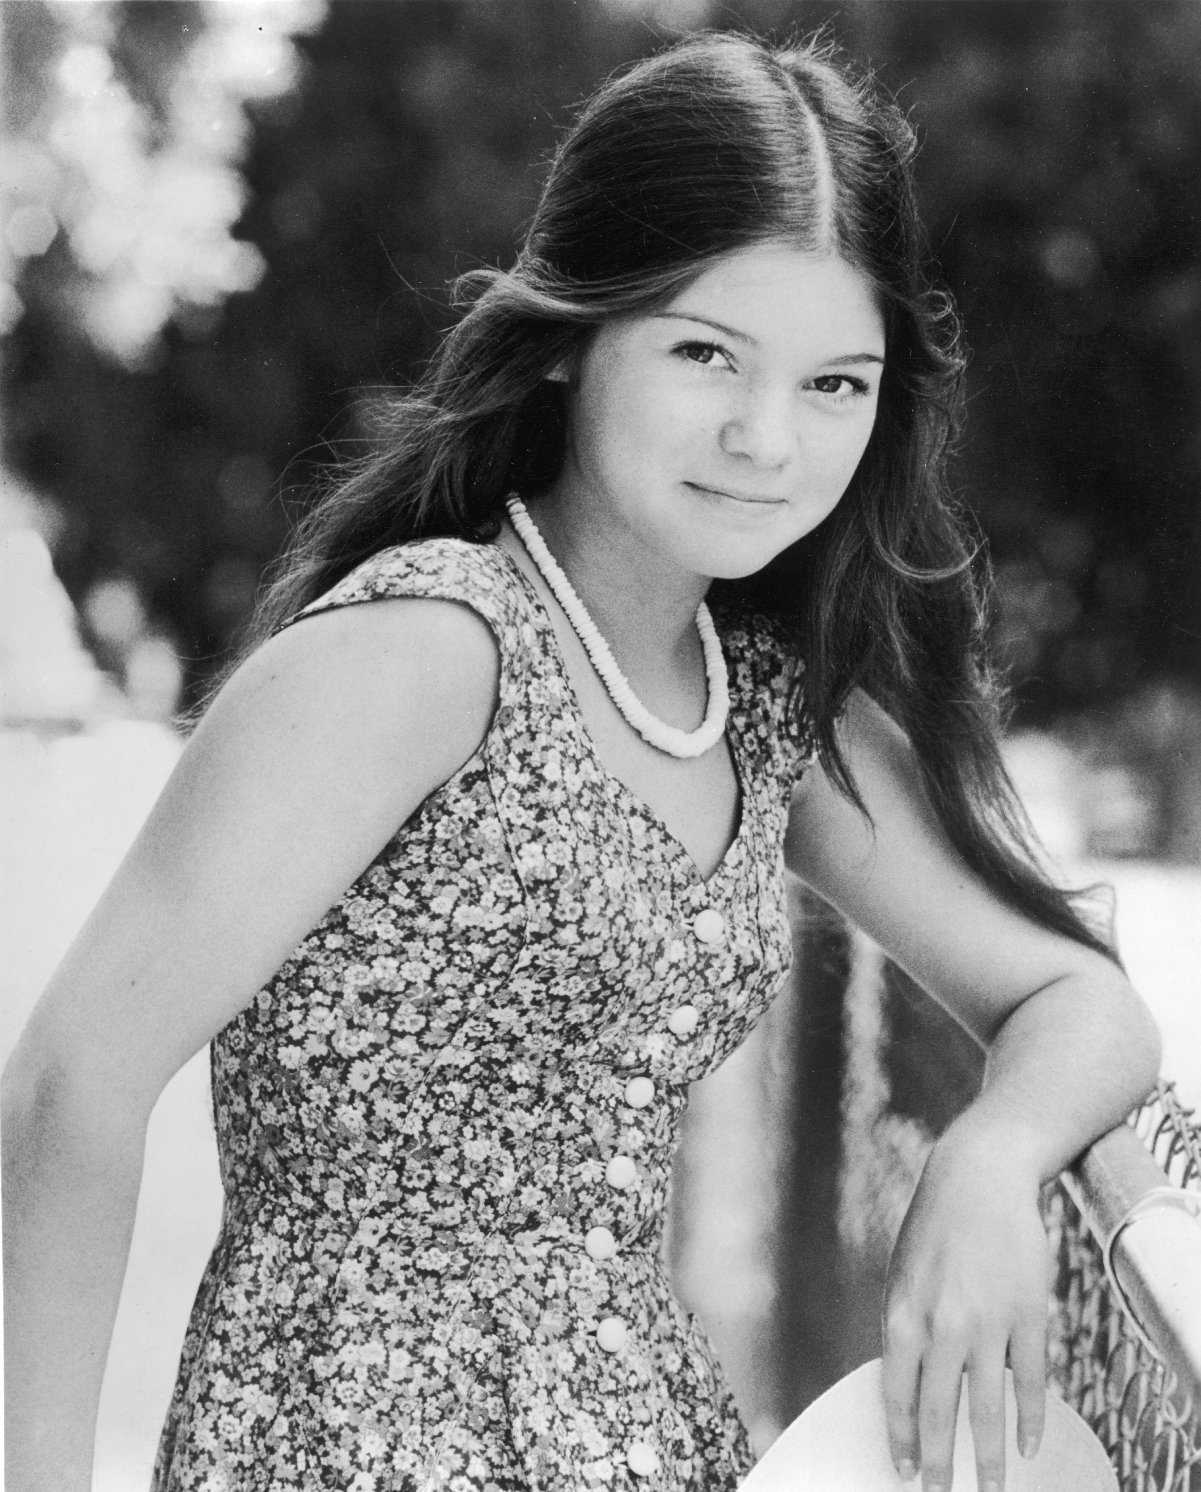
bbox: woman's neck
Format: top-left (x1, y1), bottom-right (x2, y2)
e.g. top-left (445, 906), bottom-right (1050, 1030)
top-left (506, 493), bottom-right (709, 677)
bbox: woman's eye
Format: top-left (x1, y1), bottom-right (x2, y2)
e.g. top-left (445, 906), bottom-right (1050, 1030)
top-left (810, 373), bottom-right (871, 399)
top-left (676, 341), bottom-right (734, 370)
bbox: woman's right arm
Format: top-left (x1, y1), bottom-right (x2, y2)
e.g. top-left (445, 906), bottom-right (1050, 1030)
top-left (2, 595), bottom-right (500, 1491)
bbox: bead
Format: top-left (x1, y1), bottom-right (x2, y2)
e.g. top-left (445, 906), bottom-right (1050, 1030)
top-left (596, 1315), bottom-right (628, 1353)
top-left (606, 1154), bottom-right (637, 1189)
top-left (626, 1442), bottom-right (659, 1477)
top-left (506, 496), bottom-right (729, 759)
top-left (584, 1225), bottom-right (617, 1261)
top-left (667, 1003), bottom-right (699, 1037)
top-left (692, 908), bottom-right (726, 944)
top-left (623, 1076), bottom-right (655, 1109)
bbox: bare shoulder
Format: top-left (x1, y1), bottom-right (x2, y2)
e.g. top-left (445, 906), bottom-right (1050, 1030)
top-left (174, 589), bottom-right (505, 918)
top-left (222, 591), bottom-right (503, 788)
top-left (789, 685), bottom-right (899, 794)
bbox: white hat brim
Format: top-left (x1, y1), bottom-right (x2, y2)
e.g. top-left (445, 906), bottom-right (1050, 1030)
top-left (739, 1359), bottom-right (1117, 1491)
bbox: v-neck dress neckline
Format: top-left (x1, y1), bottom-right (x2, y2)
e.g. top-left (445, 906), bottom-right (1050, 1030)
top-left (486, 542), bottom-right (749, 892)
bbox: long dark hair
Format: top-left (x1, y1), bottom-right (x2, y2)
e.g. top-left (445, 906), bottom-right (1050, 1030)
top-left (235, 30), bottom-right (1114, 959)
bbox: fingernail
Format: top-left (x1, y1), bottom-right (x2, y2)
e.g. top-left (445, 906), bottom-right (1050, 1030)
top-left (1019, 1431), bottom-right (1040, 1459)
top-left (897, 1458), bottom-right (917, 1482)
top-left (982, 1480), bottom-right (1003, 1492)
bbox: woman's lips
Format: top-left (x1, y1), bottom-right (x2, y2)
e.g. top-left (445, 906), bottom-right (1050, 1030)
top-left (687, 482), bottom-right (784, 505)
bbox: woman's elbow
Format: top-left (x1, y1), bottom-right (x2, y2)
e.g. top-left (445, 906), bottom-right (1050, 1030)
top-left (1129, 992), bottom-right (1164, 1100)
top-left (2, 1036), bottom-right (149, 1200)
top-left (1088, 964), bottom-right (1164, 1106)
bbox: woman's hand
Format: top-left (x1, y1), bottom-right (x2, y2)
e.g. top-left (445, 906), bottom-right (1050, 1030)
top-left (881, 1121), bottom-right (1052, 1492)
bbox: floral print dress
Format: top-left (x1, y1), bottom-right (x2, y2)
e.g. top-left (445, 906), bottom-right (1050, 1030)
top-left (152, 537), bottom-right (816, 1492)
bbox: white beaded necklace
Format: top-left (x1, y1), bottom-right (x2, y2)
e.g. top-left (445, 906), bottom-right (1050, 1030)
top-left (505, 495), bottom-right (729, 759)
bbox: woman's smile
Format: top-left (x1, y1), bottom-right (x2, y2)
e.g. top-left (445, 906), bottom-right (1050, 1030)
top-left (685, 481), bottom-right (789, 507)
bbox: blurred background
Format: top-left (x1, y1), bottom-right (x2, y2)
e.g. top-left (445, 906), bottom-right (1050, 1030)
top-left (1, 1), bottom-right (1198, 1487)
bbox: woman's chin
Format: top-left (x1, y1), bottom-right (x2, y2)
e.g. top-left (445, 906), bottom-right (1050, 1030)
top-left (679, 488), bottom-right (823, 576)
top-left (691, 530), bottom-right (808, 584)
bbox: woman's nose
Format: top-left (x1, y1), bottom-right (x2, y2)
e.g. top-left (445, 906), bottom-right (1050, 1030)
top-left (718, 389), bottom-right (795, 469)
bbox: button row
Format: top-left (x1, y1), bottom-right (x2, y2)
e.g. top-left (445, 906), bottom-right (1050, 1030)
top-left (583, 925), bottom-right (713, 1487)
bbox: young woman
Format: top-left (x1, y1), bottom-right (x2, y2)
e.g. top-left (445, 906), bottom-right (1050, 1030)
top-left (4, 30), bottom-right (1159, 1492)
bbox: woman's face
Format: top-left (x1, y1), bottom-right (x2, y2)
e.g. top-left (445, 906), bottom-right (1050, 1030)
top-left (548, 242), bottom-right (886, 583)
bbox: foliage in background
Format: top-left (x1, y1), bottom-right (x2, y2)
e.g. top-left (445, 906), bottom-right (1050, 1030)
top-left (3, 0), bottom-right (1199, 854)
top-left (1, 0), bottom-right (325, 704)
top-left (881, 2), bottom-right (1201, 708)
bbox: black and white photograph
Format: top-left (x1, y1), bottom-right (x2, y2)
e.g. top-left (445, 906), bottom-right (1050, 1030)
top-left (3, 3), bottom-right (1200, 1490)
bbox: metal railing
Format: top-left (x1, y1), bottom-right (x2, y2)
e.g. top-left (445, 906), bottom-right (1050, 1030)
top-left (828, 916), bottom-right (1201, 1491)
top-left (1048, 1084), bottom-right (1201, 1491)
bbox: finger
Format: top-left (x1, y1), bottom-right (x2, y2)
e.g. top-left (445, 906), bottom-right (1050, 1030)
top-left (966, 1342), bottom-right (1007, 1492)
top-left (916, 1351), bottom-right (966, 1492)
top-left (1008, 1311), bottom-right (1048, 1460)
top-left (881, 1305), bottom-right (923, 1481)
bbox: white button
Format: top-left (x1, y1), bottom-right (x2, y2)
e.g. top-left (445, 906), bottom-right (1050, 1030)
top-left (667, 1003), bottom-right (699, 1037)
top-left (626, 1442), bottom-right (659, 1477)
top-left (624, 1076), bottom-right (655, 1109)
top-left (606, 1154), bottom-right (637, 1189)
top-left (584, 1225), bottom-right (617, 1261)
top-left (596, 1315), bottom-right (628, 1353)
top-left (692, 908), bottom-right (726, 944)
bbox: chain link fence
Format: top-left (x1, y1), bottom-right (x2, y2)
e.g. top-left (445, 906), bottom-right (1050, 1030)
top-left (1049, 1085), bottom-right (1201, 1491)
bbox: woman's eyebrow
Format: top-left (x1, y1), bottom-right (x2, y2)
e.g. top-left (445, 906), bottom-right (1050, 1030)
top-left (651, 311), bottom-right (884, 364)
top-left (652, 311), bottom-right (755, 342)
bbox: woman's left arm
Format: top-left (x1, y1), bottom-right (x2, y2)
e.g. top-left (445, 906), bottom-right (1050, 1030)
top-left (784, 689), bottom-right (1161, 1492)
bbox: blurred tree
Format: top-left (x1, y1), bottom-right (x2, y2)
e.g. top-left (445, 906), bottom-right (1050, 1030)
top-left (1, 0), bottom-right (324, 688)
top-left (865, 0), bottom-right (1201, 719)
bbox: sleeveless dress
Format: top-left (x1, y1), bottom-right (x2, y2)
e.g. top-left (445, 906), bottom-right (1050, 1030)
top-left (152, 537), bottom-right (816, 1492)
